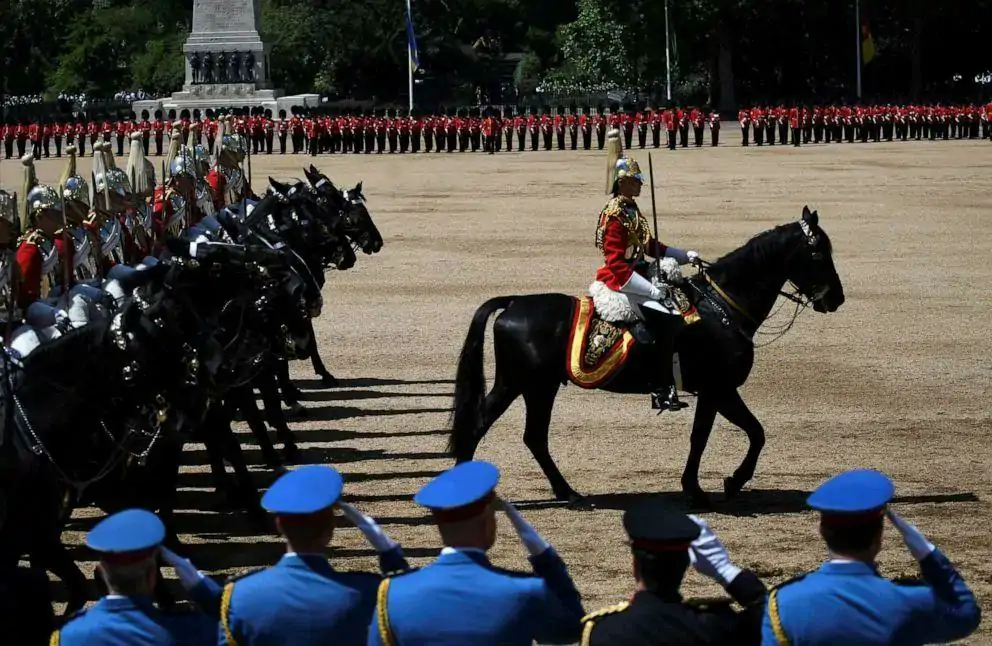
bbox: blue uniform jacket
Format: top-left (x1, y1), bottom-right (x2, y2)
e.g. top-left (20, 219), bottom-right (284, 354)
top-left (188, 548), bottom-right (409, 646)
top-left (368, 547), bottom-right (584, 646)
top-left (762, 549), bottom-right (980, 645)
top-left (53, 596), bottom-right (217, 646)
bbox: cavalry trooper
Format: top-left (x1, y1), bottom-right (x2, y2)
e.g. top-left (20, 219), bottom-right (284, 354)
top-left (369, 460), bottom-right (585, 645)
top-left (51, 509), bottom-right (216, 646)
top-left (161, 465), bottom-right (409, 645)
top-left (581, 500), bottom-right (768, 646)
top-left (62, 142), bottom-right (104, 280)
top-left (763, 469), bottom-right (981, 645)
top-left (16, 154), bottom-right (75, 309)
top-left (592, 132), bottom-right (698, 412)
top-left (206, 120), bottom-right (257, 211)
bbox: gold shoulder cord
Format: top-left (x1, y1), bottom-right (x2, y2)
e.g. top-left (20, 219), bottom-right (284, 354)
top-left (768, 588), bottom-right (791, 646)
top-left (49, 630), bottom-right (60, 646)
top-left (220, 582), bottom-right (239, 646)
top-left (376, 578), bottom-right (397, 646)
top-left (579, 619), bottom-right (597, 646)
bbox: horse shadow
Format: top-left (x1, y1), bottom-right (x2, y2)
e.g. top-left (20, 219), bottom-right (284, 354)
top-left (294, 389), bottom-right (453, 402)
top-left (293, 377), bottom-right (455, 389)
top-left (286, 427), bottom-right (450, 443)
top-left (510, 490), bottom-right (980, 517)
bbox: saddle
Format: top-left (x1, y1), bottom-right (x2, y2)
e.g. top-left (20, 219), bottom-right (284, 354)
top-left (566, 297), bottom-right (637, 389)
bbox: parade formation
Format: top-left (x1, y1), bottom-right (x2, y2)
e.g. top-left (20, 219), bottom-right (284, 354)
top-left (4, 101), bottom-right (991, 161)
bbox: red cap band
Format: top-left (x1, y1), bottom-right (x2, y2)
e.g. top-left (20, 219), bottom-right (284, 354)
top-left (821, 508), bottom-right (885, 526)
top-left (630, 539), bottom-right (692, 552)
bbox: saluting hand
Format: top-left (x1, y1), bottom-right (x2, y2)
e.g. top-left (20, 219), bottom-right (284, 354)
top-left (496, 496), bottom-right (551, 557)
top-left (886, 509), bottom-right (936, 561)
top-left (687, 515), bottom-right (742, 587)
top-left (337, 501), bottom-right (400, 553)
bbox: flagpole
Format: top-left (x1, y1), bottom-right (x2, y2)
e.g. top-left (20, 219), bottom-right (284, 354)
top-left (855, 0), bottom-right (862, 99)
top-left (407, 0), bottom-right (414, 112)
top-left (664, 0), bottom-right (672, 102)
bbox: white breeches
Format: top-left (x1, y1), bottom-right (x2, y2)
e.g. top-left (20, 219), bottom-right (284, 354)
top-left (588, 281), bottom-right (679, 323)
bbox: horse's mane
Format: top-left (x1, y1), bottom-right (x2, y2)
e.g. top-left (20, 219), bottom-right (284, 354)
top-left (709, 221), bottom-right (832, 276)
top-left (21, 316), bottom-right (113, 374)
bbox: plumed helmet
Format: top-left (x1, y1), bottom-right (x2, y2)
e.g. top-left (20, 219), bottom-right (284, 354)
top-left (615, 157), bottom-right (644, 184)
top-left (193, 144), bottom-right (211, 167)
top-left (169, 148), bottom-right (198, 180)
top-left (26, 185), bottom-right (62, 219)
top-left (64, 174), bottom-right (90, 206)
top-left (220, 132), bottom-right (247, 165)
top-left (99, 168), bottom-right (133, 199)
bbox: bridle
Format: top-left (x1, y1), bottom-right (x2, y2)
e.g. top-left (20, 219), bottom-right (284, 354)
top-left (690, 219), bottom-right (829, 348)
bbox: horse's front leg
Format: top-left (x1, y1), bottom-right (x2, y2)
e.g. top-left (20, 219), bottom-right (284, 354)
top-left (307, 320), bottom-right (338, 387)
top-left (258, 371), bottom-right (300, 463)
top-left (714, 388), bottom-right (766, 501)
top-left (681, 392), bottom-right (718, 509)
top-left (276, 358), bottom-right (306, 417)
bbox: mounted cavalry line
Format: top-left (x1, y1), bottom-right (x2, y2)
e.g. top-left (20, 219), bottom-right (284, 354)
top-left (0, 127), bottom-right (384, 615)
top-left (448, 131), bottom-right (845, 509)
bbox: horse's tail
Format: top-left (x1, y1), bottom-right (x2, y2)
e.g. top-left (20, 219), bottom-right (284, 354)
top-left (447, 296), bottom-right (516, 461)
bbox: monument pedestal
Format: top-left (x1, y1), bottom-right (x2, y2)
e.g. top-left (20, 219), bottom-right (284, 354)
top-left (134, 0), bottom-right (319, 116)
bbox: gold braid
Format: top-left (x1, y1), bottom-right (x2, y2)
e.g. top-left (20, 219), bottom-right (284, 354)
top-left (376, 578), bottom-right (397, 646)
top-left (768, 588), bottom-right (791, 645)
top-left (595, 196), bottom-right (652, 253)
top-left (220, 582), bottom-right (239, 646)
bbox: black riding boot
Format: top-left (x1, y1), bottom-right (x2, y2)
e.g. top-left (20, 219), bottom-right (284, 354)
top-left (633, 309), bottom-right (686, 413)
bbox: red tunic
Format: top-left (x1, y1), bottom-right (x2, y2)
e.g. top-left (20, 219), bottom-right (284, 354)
top-left (15, 232), bottom-right (74, 308)
top-left (206, 169), bottom-right (228, 212)
top-left (594, 197), bottom-right (668, 290)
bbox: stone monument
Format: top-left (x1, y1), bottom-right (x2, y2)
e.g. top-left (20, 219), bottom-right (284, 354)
top-left (133, 0), bottom-right (318, 116)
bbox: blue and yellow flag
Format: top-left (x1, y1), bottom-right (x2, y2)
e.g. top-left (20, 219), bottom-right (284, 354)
top-left (405, 1), bottom-right (420, 73)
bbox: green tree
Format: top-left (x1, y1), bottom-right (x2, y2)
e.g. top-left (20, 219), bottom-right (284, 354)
top-left (544, 0), bottom-right (635, 92)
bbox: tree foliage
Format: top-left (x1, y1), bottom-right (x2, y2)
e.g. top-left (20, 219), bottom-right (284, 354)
top-left (3, 0), bottom-right (990, 106)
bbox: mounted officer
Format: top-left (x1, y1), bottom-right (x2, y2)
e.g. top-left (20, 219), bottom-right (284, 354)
top-left (16, 154), bottom-right (74, 308)
top-left (60, 142), bottom-right (103, 280)
top-left (590, 129), bottom-right (698, 412)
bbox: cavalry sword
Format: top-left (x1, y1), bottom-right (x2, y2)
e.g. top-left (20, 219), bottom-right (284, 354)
top-left (647, 152), bottom-right (662, 284)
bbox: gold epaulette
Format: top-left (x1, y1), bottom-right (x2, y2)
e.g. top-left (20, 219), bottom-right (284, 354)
top-left (580, 602), bottom-right (629, 646)
top-left (599, 196), bottom-right (631, 222)
top-left (18, 230), bottom-right (43, 247)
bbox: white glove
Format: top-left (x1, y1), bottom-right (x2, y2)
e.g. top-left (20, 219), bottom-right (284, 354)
top-left (887, 510), bottom-right (936, 561)
top-left (337, 502), bottom-right (399, 553)
top-left (687, 515), bottom-right (742, 587)
top-left (621, 271), bottom-right (663, 300)
top-left (497, 497), bottom-right (551, 557)
top-left (159, 546), bottom-right (206, 590)
top-left (686, 250), bottom-right (700, 266)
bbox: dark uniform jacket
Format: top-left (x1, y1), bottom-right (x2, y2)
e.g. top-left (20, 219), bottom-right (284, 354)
top-left (582, 570), bottom-right (767, 646)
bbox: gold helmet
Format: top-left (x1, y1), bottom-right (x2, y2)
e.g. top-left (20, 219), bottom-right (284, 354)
top-left (21, 154), bottom-right (63, 232)
top-left (59, 144), bottom-right (90, 223)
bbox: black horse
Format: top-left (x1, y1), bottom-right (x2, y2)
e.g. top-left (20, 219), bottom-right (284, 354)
top-left (448, 207), bottom-right (845, 509)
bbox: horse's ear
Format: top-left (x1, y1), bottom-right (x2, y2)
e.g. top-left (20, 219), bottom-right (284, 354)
top-left (309, 164), bottom-right (320, 177)
top-left (802, 205), bottom-right (817, 227)
top-left (269, 177), bottom-right (288, 195)
top-left (355, 181), bottom-right (363, 194)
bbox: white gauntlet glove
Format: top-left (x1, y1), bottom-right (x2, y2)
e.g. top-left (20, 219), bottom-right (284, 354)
top-left (686, 250), bottom-right (700, 266)
top-left (687, 515), bottom-right (742, 587)
top-left (497, 497), bottom-right (551, 557)
top-left (159, 547), bottom-right (206, 590)
top-left (621, 271), bottom-right (663, 300)
top-left (338, 502), bottom-right (399, 553)
top-left (887, 510), bottom-right (936, 561)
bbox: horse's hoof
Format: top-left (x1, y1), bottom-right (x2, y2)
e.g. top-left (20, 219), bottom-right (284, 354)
top-left (282, 445), bottom-right (301, 464)
top-left (319, 373), bottom-right (340, 388)
top-left (723, 476), bottom-right (746, 501)
top-left (683, 486), bottom-right (713, 510)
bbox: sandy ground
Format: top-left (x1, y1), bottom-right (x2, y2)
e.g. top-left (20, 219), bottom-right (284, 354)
top-left (3, 138), bottom-right (990, 642)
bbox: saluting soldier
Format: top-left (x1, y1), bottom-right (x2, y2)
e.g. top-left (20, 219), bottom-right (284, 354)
top-left (51, 510), bottom-right (216, 646)
top-left (763, 469), bottom-right (981, 645)
top-left (167, 465), bottom-right (409, 645)
top-left (368, 461), bottom-right (585, 646)
top-left (581, 501), bottom-right (768, 646)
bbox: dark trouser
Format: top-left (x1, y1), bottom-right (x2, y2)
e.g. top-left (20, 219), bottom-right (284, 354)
top-left (766, 123), bottom-right (775, 145)
top-left (459, 132), bottom-right (469, 152)
top-left (710, 127), bottom-right (720, 146)
top-left (16, 137), bottom-right (26, 157)
top-left (436, 129), bottom-right (446, 152)
top-left (154, 134), bottom-right (163, 155)
top-left (3, 139), bottom-right (12, 158)
top-left (555, 130), bottom-right (564, 150)
top-left (679, 126), bottom-right (689, 147)
top-left (55, 135), bottom-right (62, 157)
top-left (623, 128), bottom-right (633, 149)
top-left (308, 137), bottom-right (318, 156)
top-left (693, 126), bottom-right (704, 146)
top-left (517, 128), bottom-right (526, 151)
top-left (447, 131), bottom-right (458, 152)
top-left (741, 127), bottom-right (749, 146)
top-left (143, 132), bottom-right (151, 155)
top-left (582, 129), bottom-right (591, 150)
top-left (504, 130), bottom-right (513, 152)
top-left (651, 127), bottom-right (660, 148)
top-left (116, 135), bottom-right (124, 156)
top-left (667, 130), bottom-right (677, 150)
top-left (365, 131), bottom-right (376, 153)
top-left (278, 132), bottom-right (287, 153)
top-left (399, 132), bottom-right (409, 152)
top-left (376, 132), bottom-right (386, 153)
top-left (43, 136), bottom-right (51, 157)
top-left (531, 130), bottom-right (539, 151)
top-left (32, 140), bottom-right (41, 157)
top-left (814, 124), bottom-right (823, 143)
top-left (495, 131), bottom-right (503, 152)
top-left (637, 126), bottom-right (647, 149)
top-left (424, 130), bottom-right (434, 152)
top-left (596, 128), bottom-right (605, 149)
top-left (845, 125), bottom-right (854, 142)
top-left (542, 130), bottom-right (552, 150)
top-left (792, 127), bottom-right (801, 146)
top-left (291, 133), bottom-right (302, 153)
top-left (754, 126), bottom-right (764, 146)
top-left (779, 122), bottom-right (788, 144)
top-left (77, 136), bottom-right (85, 156)
top-left (388, 131), bottom-right (398, 152)
top-left (411, 130), bottom-right (421, 152)
top-left (569, 129), bottom-right (577, 150)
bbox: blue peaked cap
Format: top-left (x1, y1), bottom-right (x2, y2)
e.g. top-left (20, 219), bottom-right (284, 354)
top-left (415, 461), bottom-right (500, 511)
top-left (86, 509), bottom-right (165, 555)
top-left (807, 469), bottom-right (894, 514)
top-left (261, 465), bottom-right (344, 514)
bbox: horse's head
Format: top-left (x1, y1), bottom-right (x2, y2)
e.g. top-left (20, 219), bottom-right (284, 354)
top-left (787, 206), bottom-right (845, 313)
top-left (342, 181), bottom-right (384, 255)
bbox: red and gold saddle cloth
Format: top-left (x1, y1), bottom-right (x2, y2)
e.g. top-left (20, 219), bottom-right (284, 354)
top-left (566, 297), bottom-right (636, 389)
